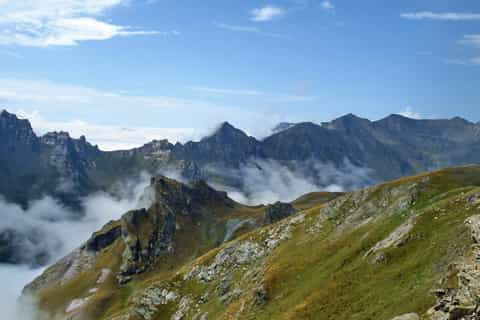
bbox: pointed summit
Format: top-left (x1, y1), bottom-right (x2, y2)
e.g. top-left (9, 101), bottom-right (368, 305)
top-left (209, 121), bottom-right (248, 140)
top-left (181, 121), bottom-right (259, 164)
top-left (326, 113), bottom-right (370, 131)
top-left (0, 109), bottom-right (38, 145)
top-left (204, 121), bottom-right (255, 145)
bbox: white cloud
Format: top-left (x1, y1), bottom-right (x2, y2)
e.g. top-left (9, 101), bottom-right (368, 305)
top-left (398, 106), bottom-right (421, 119)
top-left (0, 78), bottom-right (214, 109)
top-left (401, 12), bottom-right (480, 21)
top-left (321, 1), bottom-right (335, 11)
top-left (443, 57), bottom-right (480, 66)
top-left (0, 0), bottom-right (171, 47)
top-left (16, 110), bottom-right (196, 151)
top-left (214, 22), bottom-right (284, 38)
top-left (207, 159), bottom-right (374, 205)
top-left (251, 5), bottom-right (285, 22)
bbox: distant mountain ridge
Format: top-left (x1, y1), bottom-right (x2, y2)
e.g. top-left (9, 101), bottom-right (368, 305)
top-left (1, 109), bottom-right (480, 209)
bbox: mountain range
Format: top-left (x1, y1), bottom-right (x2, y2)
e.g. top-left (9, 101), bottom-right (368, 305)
top-left (2, 109), bottom-right (480, 210)
top-left (3, 109), bottom-right (480, 266)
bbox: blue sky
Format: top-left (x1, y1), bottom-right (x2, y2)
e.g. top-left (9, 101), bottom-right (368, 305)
top-left (0, 0), bottom-right (479, 149)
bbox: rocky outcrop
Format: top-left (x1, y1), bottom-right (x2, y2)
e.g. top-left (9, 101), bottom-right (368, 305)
top-left (24, 175), bottom-right (246, 297)
top-left (118, 206), bottom-right (177, 283)
top-left (23, 248), bottom-right (96, 294)
top-left (427, 215), bottom-right (480, 320)
top-left (86, 224), bottom-right (122, 252)
top-left (365, 215), bottom-right (416, 258)
top-left (264, 202), bottom-right (297, 224)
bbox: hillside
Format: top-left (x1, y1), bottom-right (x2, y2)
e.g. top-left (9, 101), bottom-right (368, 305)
top-left (23, 165), bottom-right (480, 320)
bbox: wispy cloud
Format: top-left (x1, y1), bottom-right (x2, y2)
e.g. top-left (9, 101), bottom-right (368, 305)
top-left (283, 95), bottom-right (317, 102)
top-left (251, 5), bottom-right (285, 22)
top-left (460, 34), bottom-right (480, 48)
top-left (0, 78), bottom-right (224, 111)
top-left (214, 22), bottom-right (284, 38)
top-left (443, 57), bottom-right (480, 66)
top-left (401, 12), bottom-right (480, 21)
top-left (320, 1), bottom-right (335, 11)
top-left (0, 0), bottom-right (174, 47)
top-left (189, 84), bottom-right (316, 102)
top-left (398, 106), bottom-right (421, 119)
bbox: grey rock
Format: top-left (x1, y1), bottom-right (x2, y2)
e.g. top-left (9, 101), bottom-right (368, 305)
top-left (391, 313), bottom-right (420, 320)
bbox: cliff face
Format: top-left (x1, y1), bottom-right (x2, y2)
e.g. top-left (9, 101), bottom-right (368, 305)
top-left (23, 166), bottom-right (480, 320)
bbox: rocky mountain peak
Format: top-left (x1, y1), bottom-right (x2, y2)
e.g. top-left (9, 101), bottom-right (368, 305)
top-left (0, 109), bottom-right (37, 144)
top-left (41, 131), bottom-right (72, 145)
top-left (325, 113), bottom-right (370, 131)
top-left (378, 113), bottom-right (416, 124)
top-left (150, 175), bottom-right (233, 214)
top-left (209, 121), bottom-right (250, 141)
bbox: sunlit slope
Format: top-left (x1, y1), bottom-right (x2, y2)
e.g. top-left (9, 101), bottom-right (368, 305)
top-left (24, 176), bottom-right (339, 320)
top-left (26, 165), bottom-right (480, 320)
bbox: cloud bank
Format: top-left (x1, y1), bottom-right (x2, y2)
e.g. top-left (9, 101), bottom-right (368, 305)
top-left (206, 159), bottom-right (374, 205)
top-left (17, 110), bottom-right (197, 151)
top-left (0, 172), bottom-right (153, 319)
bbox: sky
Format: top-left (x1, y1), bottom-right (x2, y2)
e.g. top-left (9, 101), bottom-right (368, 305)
top-left (0, 0), bottom-right (479, 150)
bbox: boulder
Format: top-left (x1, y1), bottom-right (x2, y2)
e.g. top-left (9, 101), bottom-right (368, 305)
top-left (391, 313), bottom-right (420, 320)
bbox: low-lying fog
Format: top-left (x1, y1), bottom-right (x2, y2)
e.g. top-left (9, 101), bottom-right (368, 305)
top-left (0, 160), bottom-right (374, 319)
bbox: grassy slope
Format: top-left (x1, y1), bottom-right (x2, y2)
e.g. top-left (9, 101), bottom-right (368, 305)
top-left (33, 190), bottom-right (341, 320)
top-left (33, 165), bottom-right (480, 320)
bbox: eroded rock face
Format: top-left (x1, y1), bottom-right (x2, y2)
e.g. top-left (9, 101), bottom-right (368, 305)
top-left (465, 215), bottom-right (480, 243)
top-left (427, 215), bottom-right (480, 320)
top-left (118, 205), bottom-right (177, 282)
top-left (86, 224), bottom-right (122, 252)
